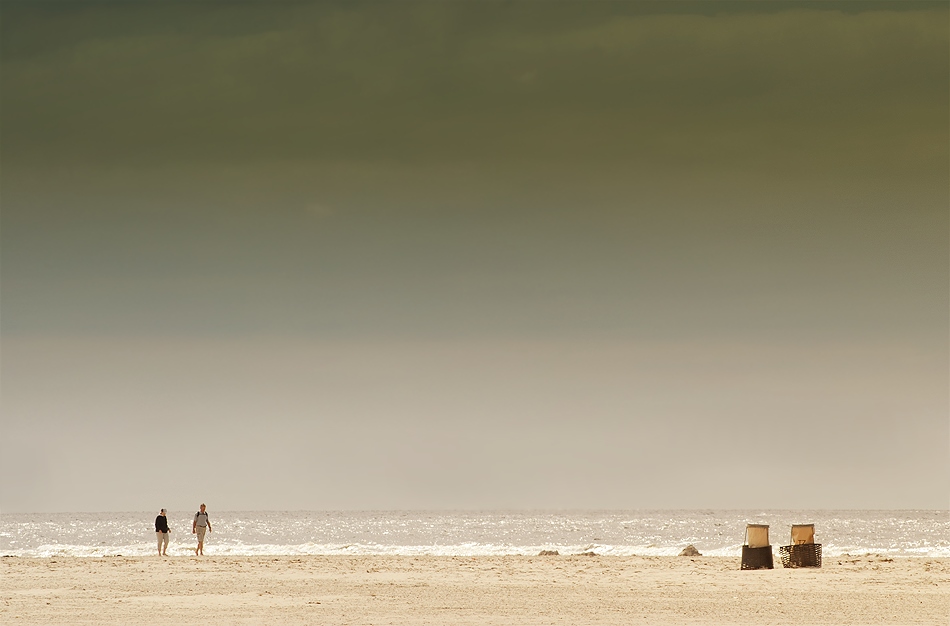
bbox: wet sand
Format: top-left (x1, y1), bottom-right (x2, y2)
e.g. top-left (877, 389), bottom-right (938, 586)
top-left (2, 554), bottom-right (948, 624)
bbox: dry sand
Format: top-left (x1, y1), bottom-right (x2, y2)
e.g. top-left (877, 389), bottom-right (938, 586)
top-left (2, 554), bottom-right (947, 624)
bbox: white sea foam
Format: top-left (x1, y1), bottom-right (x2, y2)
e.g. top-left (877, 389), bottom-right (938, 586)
top-left (1, 510), bottom-right (946, 558)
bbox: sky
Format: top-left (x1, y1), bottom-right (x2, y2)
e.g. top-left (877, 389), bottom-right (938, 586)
top-left (1, 1), bottom-right (947, 513)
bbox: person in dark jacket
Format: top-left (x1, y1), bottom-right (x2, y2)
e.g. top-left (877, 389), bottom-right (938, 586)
top-left (155, 508), bottom-right (170, 556)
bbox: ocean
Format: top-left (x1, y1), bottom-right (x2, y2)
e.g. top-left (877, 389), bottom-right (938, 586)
top-left (2, 510), bottom-right (946, 558)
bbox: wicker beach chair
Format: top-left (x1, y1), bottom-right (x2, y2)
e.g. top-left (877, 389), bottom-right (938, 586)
top-left (779, 524), bottom-right (822, 568)
top-left (740, 524), bottom-right (774, 570)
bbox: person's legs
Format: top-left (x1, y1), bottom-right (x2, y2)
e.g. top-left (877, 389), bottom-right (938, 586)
top-left (157, 532), bottom-right (163, 556)
top-left (196, 526), bottom-right (206, 555)
top-left (161, 532), bottom-right (170, 556)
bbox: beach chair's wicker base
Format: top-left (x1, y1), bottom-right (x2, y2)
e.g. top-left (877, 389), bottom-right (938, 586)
top-left (740, 545), bottom-right (774, 570)
top-left (780, 543), bottom-right (822, 568)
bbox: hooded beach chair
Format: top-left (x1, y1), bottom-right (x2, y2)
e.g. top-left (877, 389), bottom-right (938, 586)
top-left (779, 524), bottom-right (822, 568)
top-left (740, 523), bottom-right (774, 570)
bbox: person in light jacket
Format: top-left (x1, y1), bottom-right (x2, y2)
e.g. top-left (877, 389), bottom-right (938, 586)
top-left (192, 503), bottom-right (212, 555)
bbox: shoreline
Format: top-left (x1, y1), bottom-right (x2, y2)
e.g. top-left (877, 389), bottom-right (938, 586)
top-left (3, 555), bottom-right (948, 624)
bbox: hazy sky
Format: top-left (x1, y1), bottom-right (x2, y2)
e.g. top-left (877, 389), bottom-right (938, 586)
top-left (1, 1), bottom-right (947, 513)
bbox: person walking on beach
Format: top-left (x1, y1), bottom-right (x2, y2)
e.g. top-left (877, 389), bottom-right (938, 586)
top-left (193, 503), bottom-right (212, 555)
top-left (155, 508), bottom-right (170, 556)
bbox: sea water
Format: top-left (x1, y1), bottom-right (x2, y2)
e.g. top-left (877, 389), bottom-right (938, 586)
top-left (1, 510), bottom-right (946, 558)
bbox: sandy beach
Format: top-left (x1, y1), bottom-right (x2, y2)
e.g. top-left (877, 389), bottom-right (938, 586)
top-left (2, 554), bottom-right (947, 625)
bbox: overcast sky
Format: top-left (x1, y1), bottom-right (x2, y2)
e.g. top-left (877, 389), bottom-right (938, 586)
top-left (1, 1), bottom-right (947, 513)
